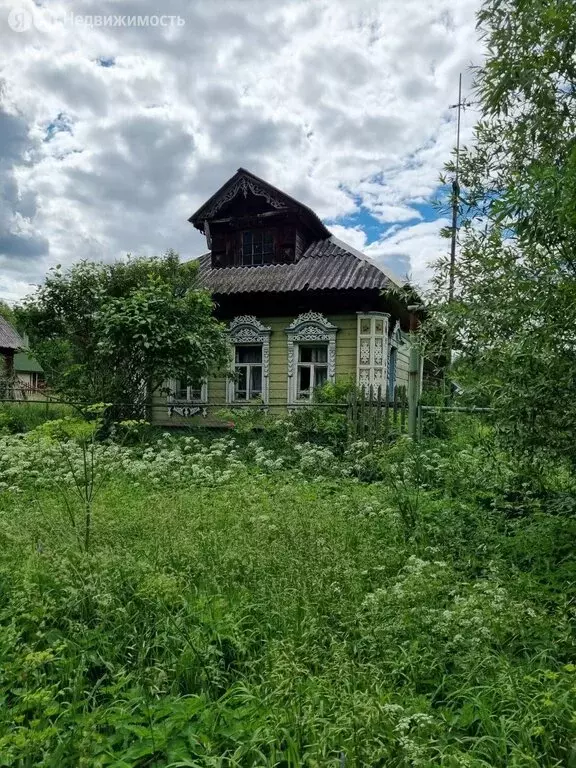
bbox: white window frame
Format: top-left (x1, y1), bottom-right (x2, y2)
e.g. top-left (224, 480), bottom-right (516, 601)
top-left (233, 344), bottom-right (265, 401)
top-left (295, 343), bottom-right (330, 402)
top-left (227, 315), bottom-right (271, 404)
top-left (357, 312), bottom-right (390, 394)
top-left (286, 312), bottom-right (338, 405)
top-left (167, 378), bottom-right (208, 404)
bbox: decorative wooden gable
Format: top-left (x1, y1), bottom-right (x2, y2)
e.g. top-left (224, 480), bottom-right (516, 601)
top-left (189, 168), bottom-right (330, 270)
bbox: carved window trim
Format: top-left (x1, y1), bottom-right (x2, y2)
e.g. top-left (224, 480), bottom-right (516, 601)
top-left (357, 312), bottom-right (390, 394)
top-left (285, 312), bottom-right (338, 405)
top-left (226, 315), bottom-right (271, 404)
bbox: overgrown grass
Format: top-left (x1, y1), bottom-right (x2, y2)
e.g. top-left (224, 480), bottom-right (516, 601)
top-left (0, 423), bottom-right (574, 766)
top-left (0, 401), bottom-right (77, 434)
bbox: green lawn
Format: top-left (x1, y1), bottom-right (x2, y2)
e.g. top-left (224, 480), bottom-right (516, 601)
top-left (0, 432), bottom-right (574, 766)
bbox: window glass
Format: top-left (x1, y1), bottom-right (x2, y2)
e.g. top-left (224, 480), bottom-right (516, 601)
top-left (241, 230), bottom-right (274, 266)
top-left (314, 366), bottom-right (328, 388)
top-left (297, 344), bottom-right (329, 400)
top-left (297, 366), bottom-right (311, 397)
top-left (235, 367), bottom-right (248, 400)
top-left (299, 345), bottom-right (327, 363)
top-left (234, 344), bottom-right (263, 400)
top-left (250, 366), bottom-right (262, 395)
top-left (175, 380), bottom-right (203, 401)
top-left (236, 345), bottom-right (262, 364)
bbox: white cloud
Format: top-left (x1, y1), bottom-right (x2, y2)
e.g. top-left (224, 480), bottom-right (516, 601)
top-left (328, 225), bottom-right (367, 252)
top-left (0, 0), bottom-right (483, 300)
top-left (366, 218), bottom-right (452, 290)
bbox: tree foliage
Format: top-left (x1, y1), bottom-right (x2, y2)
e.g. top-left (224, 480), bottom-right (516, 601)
top-left (18, 252), bottom-right (228, 415)
top-left (432, 0), bottom-right (576, 465)
top-left (0, 300), bottom-right (16, 327)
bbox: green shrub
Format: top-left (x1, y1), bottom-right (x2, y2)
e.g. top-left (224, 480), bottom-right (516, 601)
top-left (0, 401), bottom-right (76, 434)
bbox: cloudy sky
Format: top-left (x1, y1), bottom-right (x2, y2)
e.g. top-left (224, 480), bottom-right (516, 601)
top-left (0, 0), bottom-right (483, 302)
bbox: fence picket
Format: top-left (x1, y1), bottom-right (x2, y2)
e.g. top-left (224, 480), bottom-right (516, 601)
top-left (400, 386), bottom-right (407, 432)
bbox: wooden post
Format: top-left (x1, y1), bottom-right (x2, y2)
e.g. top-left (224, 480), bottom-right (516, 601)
top-left (368, 385), bottom-right (374, 447)
top-left (383, 385), bottom-right (390, 441)
top-left (350, 387), bottom-right (358, 441)
top-left (407, 312), bottom-right (421, 440)
top-left (375, 385), bottom-right (382, 441)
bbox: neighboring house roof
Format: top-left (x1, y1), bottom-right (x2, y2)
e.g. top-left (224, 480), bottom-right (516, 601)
top-left (196, 235), bottom-right (404, 296)
top-left (0, 317), bottom-right (23, 350)
top-left (14, 350), bottom-right (43, 373)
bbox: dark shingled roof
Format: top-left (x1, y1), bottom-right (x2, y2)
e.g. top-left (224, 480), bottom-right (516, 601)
top-left (0, 317), bottom-right (23, 350)
top-left (196, 236), bottom-right (403, 295)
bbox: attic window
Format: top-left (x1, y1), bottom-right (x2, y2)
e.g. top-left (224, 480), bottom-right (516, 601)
top-left (241, 230), bottom-right (274, 266)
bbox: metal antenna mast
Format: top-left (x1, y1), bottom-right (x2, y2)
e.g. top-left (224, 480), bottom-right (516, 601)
top-left (448, 73), bottom-right (471, 301)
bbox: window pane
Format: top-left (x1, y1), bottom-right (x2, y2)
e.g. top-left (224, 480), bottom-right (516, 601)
top-left (297, 366), bottom-right (311, 396)
top-left (176, 381), bottom-right (188, 399)
top-left (314, 366), bottom-right (328, 388)
top-left (360, 318), bottom-right (371, 334)
top-left (299, 344), bottom-right (328, 363)
top-left (250, 366), bottom-right (262, 396)
top-left (235, 366), bottom-right (247, 399)
top-left (236, 345), bottom-right (262, 364)
top-left (312, 346), bottom-right (327, 363)
top-left (263, 231), bottom-right (273, 254)
top-left (375, 319), bottom-right (384, 335)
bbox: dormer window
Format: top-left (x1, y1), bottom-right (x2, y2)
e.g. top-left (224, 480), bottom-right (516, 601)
top-left (241, 230), bottom-right (274, 266)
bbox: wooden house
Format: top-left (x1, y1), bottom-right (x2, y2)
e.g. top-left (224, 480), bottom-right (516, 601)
top-left (161, 168), bottom-right (416, 420)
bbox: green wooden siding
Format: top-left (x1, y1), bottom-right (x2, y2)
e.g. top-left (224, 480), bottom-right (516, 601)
top-left (395, 333), bottom-right (411, 389)
top-left (152, 314), bottom-right (411, 423)
top-left (208, 314), bottom-right (357, 406)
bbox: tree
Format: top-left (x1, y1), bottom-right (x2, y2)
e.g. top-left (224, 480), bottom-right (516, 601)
top-left (431, 0), bottom-right (576, 466)
top-left (0, 300), bottom-right (16, 326)
top-left (18, 252), bottom-right (229, 417)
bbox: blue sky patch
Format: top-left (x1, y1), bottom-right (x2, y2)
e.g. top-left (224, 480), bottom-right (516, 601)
top-left (44, 113), bottom-right (73, 142)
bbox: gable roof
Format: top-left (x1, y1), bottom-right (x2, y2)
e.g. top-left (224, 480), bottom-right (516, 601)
top-left (0, 317), bottom-right (23, 350)
top-left (196, 235), bottom-right (403, 296)
top-left (189, 168), bottom-right (331, 239)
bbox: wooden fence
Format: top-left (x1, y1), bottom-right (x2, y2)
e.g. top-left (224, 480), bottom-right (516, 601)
top-left (347, 385), bottom-right (408, 444)
top-left (0, 386), bottom-right (412, 444)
